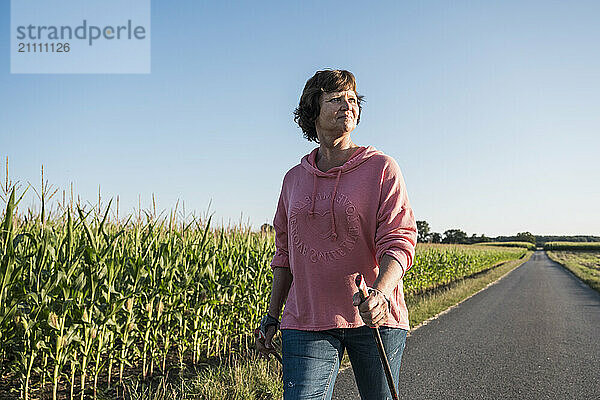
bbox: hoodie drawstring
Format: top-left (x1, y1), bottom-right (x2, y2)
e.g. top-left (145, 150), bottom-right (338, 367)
top-left (301, 146), bottom-right (374, 243)
top-left (308, 169), bottom-right (342, 241)
top-left (309, 171), bottom-right (317, 215)
top-left (330, 169), bottom-right (342, 241)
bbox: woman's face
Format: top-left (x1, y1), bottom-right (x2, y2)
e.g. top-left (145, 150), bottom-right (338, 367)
top-left (315, 90), bottom-right (359, 136)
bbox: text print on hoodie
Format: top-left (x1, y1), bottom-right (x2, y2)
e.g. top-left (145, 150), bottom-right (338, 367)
top-left (271, 146), bottom-right (417, 331)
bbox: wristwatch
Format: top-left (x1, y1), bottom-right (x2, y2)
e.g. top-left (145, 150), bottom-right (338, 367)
top-left (259, 313), bottom-right (280, 338)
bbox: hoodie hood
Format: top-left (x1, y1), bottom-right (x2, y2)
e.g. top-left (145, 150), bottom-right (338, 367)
top-left (300, 146), bottom-right (383, 241)
top-left (300, 145), bottom-right (383, 176)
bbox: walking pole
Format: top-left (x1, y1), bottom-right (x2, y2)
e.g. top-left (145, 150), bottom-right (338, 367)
top-left (356, 274), bottom-right (400, 400)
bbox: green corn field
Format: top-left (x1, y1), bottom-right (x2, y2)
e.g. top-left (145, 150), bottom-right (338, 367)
top-left (475, 241), bottom-right (536, 250)
top-left (543, 241), bottom-right (600, 251)
top-left (0, 187), bottom-right (526, 399)
top-left (406, 244), bottom-right (526, 295)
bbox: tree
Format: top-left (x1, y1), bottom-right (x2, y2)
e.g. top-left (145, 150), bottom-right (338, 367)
top-left (478, 234), bottom-right (491, 243)
top-left (467, 233), bottom-right (479, 244)
top-left (516, 232), bottom-right (536, 244)
top-left (442, 229), bottom-right (468, 244)
top-left (430, 232), bottom-right (442, 243)
top-left (261, 223), bottom-right (274, 234)
top-left (416, 220), bottom-right (431, 243)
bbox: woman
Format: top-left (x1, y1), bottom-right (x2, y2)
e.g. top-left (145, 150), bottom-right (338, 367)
top-left (256, 69), bottom-right (417, 400)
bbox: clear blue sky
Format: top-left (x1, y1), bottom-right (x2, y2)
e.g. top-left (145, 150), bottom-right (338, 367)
top-left (1, 0), bottom-right (599, 236)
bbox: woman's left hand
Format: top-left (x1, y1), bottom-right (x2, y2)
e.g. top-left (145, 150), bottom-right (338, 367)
top-left (352, 290), bottom-right (389, 328)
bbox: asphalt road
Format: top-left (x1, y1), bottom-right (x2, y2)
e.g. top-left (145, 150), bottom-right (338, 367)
top-left (332, 251), bottom-right (600, 399)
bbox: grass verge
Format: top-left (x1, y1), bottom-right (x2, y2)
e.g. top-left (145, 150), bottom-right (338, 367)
top-left (546, 250), bottom-right (600, 292)
top-left (120, 355), bottom-right (283, 400)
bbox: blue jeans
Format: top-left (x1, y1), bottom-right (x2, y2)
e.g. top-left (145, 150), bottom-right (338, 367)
top-left (281, 326), bottom-right (408, 400)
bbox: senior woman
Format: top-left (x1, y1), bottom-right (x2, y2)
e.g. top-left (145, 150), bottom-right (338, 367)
top-left (256, 69), bottom-right (417, 400)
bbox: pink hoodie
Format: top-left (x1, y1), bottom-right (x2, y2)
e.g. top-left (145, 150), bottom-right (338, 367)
top-left (270, 146), bottom-right (417, 330)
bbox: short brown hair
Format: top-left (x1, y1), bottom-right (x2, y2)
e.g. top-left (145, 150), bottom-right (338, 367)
top-left (293, 69), bottom-right (364, 143)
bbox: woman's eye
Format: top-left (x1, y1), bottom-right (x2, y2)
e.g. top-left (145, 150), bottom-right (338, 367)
top-left (349, 98), bottom-right (357, 103)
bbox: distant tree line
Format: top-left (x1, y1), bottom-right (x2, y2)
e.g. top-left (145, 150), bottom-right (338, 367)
top-left (262, 221), bottom-right (599, 246)
top-left (417, 221), bottom-right (497, 244)
top-left (534, 235), bottom-right (600, 246)
top-left (416, 220), bottom-right (599, 246)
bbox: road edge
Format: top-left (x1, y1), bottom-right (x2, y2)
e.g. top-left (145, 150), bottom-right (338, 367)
top-left (407, 252), bottom-right (533, 335)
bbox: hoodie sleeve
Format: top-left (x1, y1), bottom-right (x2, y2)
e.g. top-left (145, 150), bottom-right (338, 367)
top-left (270, 177), bottom-right (290, 269)
top-left (374, 158), bottom-right (417, 278)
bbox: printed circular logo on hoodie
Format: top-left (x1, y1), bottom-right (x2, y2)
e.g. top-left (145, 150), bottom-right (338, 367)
top-left (289, 191), bottom-right (360, 263)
